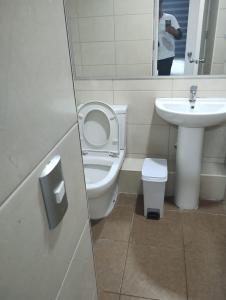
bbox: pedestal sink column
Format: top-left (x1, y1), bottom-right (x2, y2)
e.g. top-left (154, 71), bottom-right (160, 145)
top-left (175, 126), bottom-right (204, 209)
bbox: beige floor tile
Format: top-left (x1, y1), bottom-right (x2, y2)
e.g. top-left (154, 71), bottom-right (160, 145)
top-left (98, 290), bottom-right (120, 300)
top-left (130, 212), bottom-right (184, 249)
top-left (121, 244), bottom-right (187, 300)
top-left (165, 197), bottom-right (226, 215)
top-left (131, 198), bottom-right (183, 249)
top-left (93, 239), bottom-right (128, 293)
top-left (196, 199), bottom-right (226, 215)
top-left (92, 205), bottom-right (134, 242)
top-left (182, 213), bottom-right (226, 251)
top-left (185, 247), bottom-right (226, 300)
top-left (120, 295), bottom-right (153, 299)
top-left (164, 197), bottom-right (179, 211)
top-left (116, 193), bottom-right (137, 209)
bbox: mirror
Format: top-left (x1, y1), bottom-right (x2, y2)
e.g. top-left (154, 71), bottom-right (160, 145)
top-left (64, 0), bottom-right (226, 78)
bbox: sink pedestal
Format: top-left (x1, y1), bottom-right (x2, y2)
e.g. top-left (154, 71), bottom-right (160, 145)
top-left (175, 127), bottom-right (204, 209)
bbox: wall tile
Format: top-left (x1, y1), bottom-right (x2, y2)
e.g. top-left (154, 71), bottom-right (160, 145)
top-left (219, 0), bottom-right (226, 9)
top-left (81, 42), bottom-right (115, 65)
top-left (76, 90), bottom-right (114, 105)
top-left (0, 125), bottom-right (90, 300)
top-left (116, 64), bottom-right (152, 77)
top-left (203, 125), bottom-right (226, 158)
top-left (56, 222), bottom-right (97, 300)
top-left (172, 90), bottom-right (226, 98)
top-left (115, 40), bottom-right (152, 64)
top-left (75, 0), bottom-right (114, 17)
top-left (216, 9), bottom-right (226, 37)
top-left (79, 16), bottom-right (114, 42)
top-left (75, 80), bottom-right (113, 91)
top-left (0, 0), bottom-right (77, 204)
top-left (211, 64), bottom-right (225, 75)
top-left (127, 124), bottom-right (169, 156)
top-left (113, 79), bottom-right (173, 91)
top-left (72, 41), bottom-right (82, 65)
top-left (212, 38), bottom-right (226, 64)
top-left (114, 0), bottom-right (154, 15)
top-left (115, 14), bottom-right (153, 41)
top-left (68, 17), bottom-right (80, 42)
top-left (114, 91), bottom-right (170, 125)
top-left (76, 65), bottom-right (116, 77)
top-left (172, 78), bottom-right (226, 91)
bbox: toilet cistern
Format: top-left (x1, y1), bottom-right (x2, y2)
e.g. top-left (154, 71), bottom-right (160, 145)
top-left (189, 85), bottom-right (198, 108)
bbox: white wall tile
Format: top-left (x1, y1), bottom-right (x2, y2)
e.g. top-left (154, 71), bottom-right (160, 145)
top-left (81, 42), bottom-right (115, 65)
top-left (115, 40), bottom-right (152, 64)
top-left (75, 80), bottom-right (113, 90)
top-left (56, 222), bottom-right (97, 300)
top-left (79, 16), bottom-right (114, 42)
top-left (127, 124), bottom-right (169, 156)
top-left (212, 38), bottom-right (226, 64)
top-left (203, 125), bottom-right (226, 158)
top-left (219, 0), bottom-right (226, 9)
top-left (75, 0), bottom-right (114, 17)
top-left (115, 14), bottom-right (153, 41)
top-left (114, 90), bottom-right (170, 125)
top-left (116, 64), bottom-right (152, 77)
top-left (0, 125), bottom-right (91, 300)
top-left (68, 17), bottom-right (80, 42)
top-left (76, 90), bottom-right (114, 105)
top-left (211, 63), bottom-right (225, 75)
top-left (216, 9), bottom-right (226, 37)
top-left (172, 78), bottom-right (226, 91)
top-left (76, 65), bottom-right (116, 77)
top-left (72, 41), bottom-right (82, 65)
top-left (0, 0), bottom-right (77, 204)
top-left (114, 0), bottom-right (154, 15)
top-left (113, 79), bottom-right (173, 91)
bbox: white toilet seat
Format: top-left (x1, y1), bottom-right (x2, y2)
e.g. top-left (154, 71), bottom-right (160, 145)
top-left (78, 102), bottom-right (119, 155)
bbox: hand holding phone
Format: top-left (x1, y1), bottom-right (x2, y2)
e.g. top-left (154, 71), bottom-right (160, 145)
top-left (165, 20), bottom-right (171, 30)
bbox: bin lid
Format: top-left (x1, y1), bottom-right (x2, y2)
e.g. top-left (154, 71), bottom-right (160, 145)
top-left (142, 158), bottom-right (168, 182)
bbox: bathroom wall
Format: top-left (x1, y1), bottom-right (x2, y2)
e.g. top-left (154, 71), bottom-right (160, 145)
top-left (0, 1), bottom-right (97, 300)
top-left (211, 0), bottom-right (226, 74)
top-left (75, 78), bottom-right (226, 163)
top-left (66, 0), bottom-right (154, 77)
top-left (75, 77), bottom-right (226, 199)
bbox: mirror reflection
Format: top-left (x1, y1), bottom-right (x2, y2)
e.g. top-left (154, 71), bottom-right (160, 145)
top-left (64, 0), bottom-right (226, 78)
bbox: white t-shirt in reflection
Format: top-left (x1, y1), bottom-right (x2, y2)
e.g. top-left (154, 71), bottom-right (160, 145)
top-left (158, 13), bottom-right (180, 61)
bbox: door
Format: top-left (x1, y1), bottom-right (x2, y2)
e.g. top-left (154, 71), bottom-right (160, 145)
top-left (152, 0), bottom-right (159, 76)
top-left (184, 0), bottom-right (206, 75)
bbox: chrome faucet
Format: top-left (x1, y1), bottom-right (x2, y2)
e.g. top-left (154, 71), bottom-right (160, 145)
top-left (189, 85), bottom-right (198, 108)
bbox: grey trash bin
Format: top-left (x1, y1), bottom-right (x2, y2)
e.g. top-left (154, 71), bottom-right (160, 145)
top-left (142, 158), bottom-right (168, 219)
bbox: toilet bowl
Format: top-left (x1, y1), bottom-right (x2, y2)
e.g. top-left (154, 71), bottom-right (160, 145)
top-left (78, 102), bottom-right (127, 220)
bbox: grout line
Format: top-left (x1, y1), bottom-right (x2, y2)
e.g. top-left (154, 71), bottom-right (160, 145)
top-left (120, 292), bottom-right (159, 300)
top-left (181, 216), bottom-right (189, 300)
top-left (76, 12), bottom-right (154, 19)
top-left (119, 203), bottom-right (135, 294)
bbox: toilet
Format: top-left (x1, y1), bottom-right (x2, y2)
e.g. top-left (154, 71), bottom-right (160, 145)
top-left (78, 101), bottom-right (127, 220)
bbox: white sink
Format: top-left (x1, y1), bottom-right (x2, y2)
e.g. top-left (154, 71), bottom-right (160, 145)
top-left (155, 98), bottom-right (226, 127)
top-left (155, 97), bottom-right (226, 210)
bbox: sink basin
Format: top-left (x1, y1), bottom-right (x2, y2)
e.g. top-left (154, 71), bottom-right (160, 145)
top-left (155, 98), bottom-right (226, 127)
top-left (155, 97), bottom-right (226, 211)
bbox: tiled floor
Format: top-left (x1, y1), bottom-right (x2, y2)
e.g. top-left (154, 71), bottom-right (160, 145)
top-left (91, 194), bottom-right (226, 300)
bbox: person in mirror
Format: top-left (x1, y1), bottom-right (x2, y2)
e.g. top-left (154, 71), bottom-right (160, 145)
top-left (158, 0), bottom-right (182, 76)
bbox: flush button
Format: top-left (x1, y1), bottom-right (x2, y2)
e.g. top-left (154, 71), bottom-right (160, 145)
top-left (39, 155), bottom-right (68, 230)
top-left (54, 181), bottom-right (65, 204)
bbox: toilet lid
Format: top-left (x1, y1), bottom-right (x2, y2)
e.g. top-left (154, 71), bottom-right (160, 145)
top-left (78, 101), bottom-right (119, 154)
